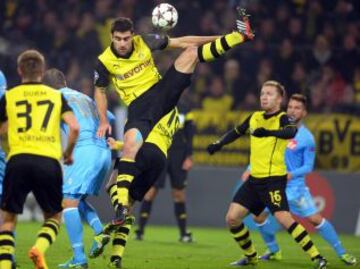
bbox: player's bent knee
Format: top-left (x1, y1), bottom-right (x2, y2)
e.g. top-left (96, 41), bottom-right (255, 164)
top-left (225, 213), bottom-right (240, 227)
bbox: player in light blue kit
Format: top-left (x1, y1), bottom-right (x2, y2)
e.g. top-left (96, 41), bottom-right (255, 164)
top-left (43, 69), bottom-right (114, 269)
top-left (241, 94), bottom-right (357, 266)
top-left (0, 71), bottom-right (7, 206)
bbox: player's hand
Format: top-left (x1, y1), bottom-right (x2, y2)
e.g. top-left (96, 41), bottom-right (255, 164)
top-left (241, 169), bottom-right (250, 182)
top-left (182, 157), bottom-right (193, 171)
top-left (97, 121), bottom-right (112, 138)
top-left (251, 128), bottom-right (270, 137)
top-left (287, 173), bottom-right (293, 181)
top-left (207, 141), bottom-right (222, 155)
top-left (107, 137), bottom-right (117, 150)
top-left (63, 151), bottom-right (74, 165)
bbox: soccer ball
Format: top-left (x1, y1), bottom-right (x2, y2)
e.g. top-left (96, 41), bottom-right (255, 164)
top-left (152, 3), bottom-right (178, 31)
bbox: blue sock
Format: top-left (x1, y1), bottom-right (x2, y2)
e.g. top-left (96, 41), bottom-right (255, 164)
top-left (79, 200), bottom-right (103, 235)
top-left (316, 218), bottom-right (345, 257)
top-left (63, 207), bottom-right (86, 263)
top-left (256, 218), bottom-right (280, 253)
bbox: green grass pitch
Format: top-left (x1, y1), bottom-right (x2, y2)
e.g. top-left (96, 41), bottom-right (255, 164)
top-left (15, 222), bottom-right (359, 268)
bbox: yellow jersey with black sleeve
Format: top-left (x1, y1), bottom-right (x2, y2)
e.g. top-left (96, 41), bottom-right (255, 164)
top-left (145, 107), bottom-right (180, 157)
top-left (0, 83), bottom-right (72, 161)
top-left (248, 111), bottom-right (290, 178)
top-left (95, 34), bottom-right (169, 106)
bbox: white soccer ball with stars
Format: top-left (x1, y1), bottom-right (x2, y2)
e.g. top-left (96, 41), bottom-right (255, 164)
top-left (152, 3), bottom-right (178, 31)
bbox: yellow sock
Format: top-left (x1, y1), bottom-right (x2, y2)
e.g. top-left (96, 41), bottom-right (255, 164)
top-left (0, 231), bottom-right (15, 269)
top-left (111, 218), bottom-right (133, 261)
top-left (198, 32), bottom-right (245, 62)
top-left (108, 184), bottom-right (118, 210)
top-left (116, 158), bottom-right (136, 207)
top-left (34, 218), bottom-right (60, 254)
top-left (288, 222), bottom-right (320, 260)
top-left (230, 223), bottom-right (257, 257)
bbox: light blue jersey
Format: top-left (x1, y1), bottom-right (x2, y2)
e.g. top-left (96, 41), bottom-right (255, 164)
top-left (0, 71), bottom-right (7, 197)
top-left (285, 125), bottom-right (317, 217)
top-left (61, 87), bottom-right (114, 197)
top-left (60, 87), bottom-right (115, 148)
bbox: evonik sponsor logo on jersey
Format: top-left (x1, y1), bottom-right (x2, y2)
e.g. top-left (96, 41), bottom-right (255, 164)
top-left (114, 59), bottom-right (152, 80)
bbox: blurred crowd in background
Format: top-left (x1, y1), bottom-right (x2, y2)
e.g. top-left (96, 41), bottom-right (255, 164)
top-left (0, 0), bottom-right (359, 113)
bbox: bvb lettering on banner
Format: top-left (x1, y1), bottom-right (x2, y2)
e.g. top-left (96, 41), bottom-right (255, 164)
top-left (192, 111), bottom-right (360, 172)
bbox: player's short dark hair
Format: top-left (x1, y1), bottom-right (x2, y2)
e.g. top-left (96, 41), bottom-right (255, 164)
top-left (262, 80), bottom-right (285, 97)
top-left (289, 93), bottom-right (308, 109)
top-left (43, 68), bottom-right (67, 89)
top-left (17, 50), bottom-right (45, 81)
top-left (111, 17), bottom-right (134, 34)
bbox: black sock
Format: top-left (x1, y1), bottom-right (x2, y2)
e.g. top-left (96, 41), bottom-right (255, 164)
top-left (174, 202), bottom-right (187, 236)
top-left (138, 200), bottom-right (153, 234)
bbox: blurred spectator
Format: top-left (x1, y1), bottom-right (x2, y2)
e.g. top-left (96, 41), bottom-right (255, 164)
top-left (288, 62), bottom-right (309, 96)
top-left (202, 76), bottom-right (233, 113)
top-left (337, 34), bottom-right (360, 82)
top-left (223, 59), bottom-right (250, 108)
top-left (306, 35), bottom-right (334, 73)
top-left (273, 38), bottom-right (300, 87)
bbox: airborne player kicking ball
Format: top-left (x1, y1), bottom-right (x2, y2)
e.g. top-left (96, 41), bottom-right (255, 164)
top-left (94, 8), bottom-right (255, 226)
top-left (207, 81), bottom-right (328, 269)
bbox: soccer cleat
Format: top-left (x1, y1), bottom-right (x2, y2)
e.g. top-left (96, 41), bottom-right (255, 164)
top-left (89, 232), bottom-right (111, 259)
top-left (340, 253), bottom-right (357, 265)
top-left (134, 230), bottom-right (143, 241)
top-left (108, 258), bottom-right (122, 268)
top-left (312, 256), bottom-right (328, 269)
top-left (112, 205), bottom-right (129, 227)
top-left (58, 258), bottom-right (88, 269)
top-left (236, 7), bottom-right (254, 40)
top-left (230, 255), bottom-right (259, 266)
top-left (104, 215), bottom-right (135, 235)
top-left (28, 247), bottom-right (48, 269)
top-left (260, 250), bottom-right (282, 261)
top-left (179, 232), bottom-right (193, 243)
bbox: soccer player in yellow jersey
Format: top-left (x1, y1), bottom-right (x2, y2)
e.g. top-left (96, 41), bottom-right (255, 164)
top-left (102, 108), bottom-right (180, 268)
top-left (207, 81), bottom-right (328, 269)
top-left (94, 9), bottom-right (254, 224)
top-left (0, 50), bottom-right (79, 269)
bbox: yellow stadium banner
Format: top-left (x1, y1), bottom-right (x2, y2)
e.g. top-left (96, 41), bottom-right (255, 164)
top-left (192, 111), bottom-right (360, 172)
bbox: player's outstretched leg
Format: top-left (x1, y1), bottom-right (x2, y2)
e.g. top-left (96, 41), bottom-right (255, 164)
top-left (78, 200), bottom-right (111, 259)
top-left (108, 216), bottom-right (135, 269)
top-left (311, 216), bottom-right (357, 266)
top-left (197, 7), bottom-right (254, 63)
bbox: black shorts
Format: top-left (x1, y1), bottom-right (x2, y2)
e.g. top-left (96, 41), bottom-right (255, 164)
top-left (124, 65), bottom-right (192, 139)
top-left (1, 154), bottom-right (63, 214)
top-left (233, 175), bottom-right (289, 216)
top-left (128, 143), bottom-right (167, 201)
top-left (155, 147), bottom-right (188, 190)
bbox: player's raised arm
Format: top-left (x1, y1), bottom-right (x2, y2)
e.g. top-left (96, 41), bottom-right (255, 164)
top-left (207, 114), bottom-right (251, 155)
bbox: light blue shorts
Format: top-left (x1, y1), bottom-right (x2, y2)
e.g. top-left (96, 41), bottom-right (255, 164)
top-left (286, 185), bottom-right (318, 217)
top-left (63, 145), bottom-right (111, 198)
